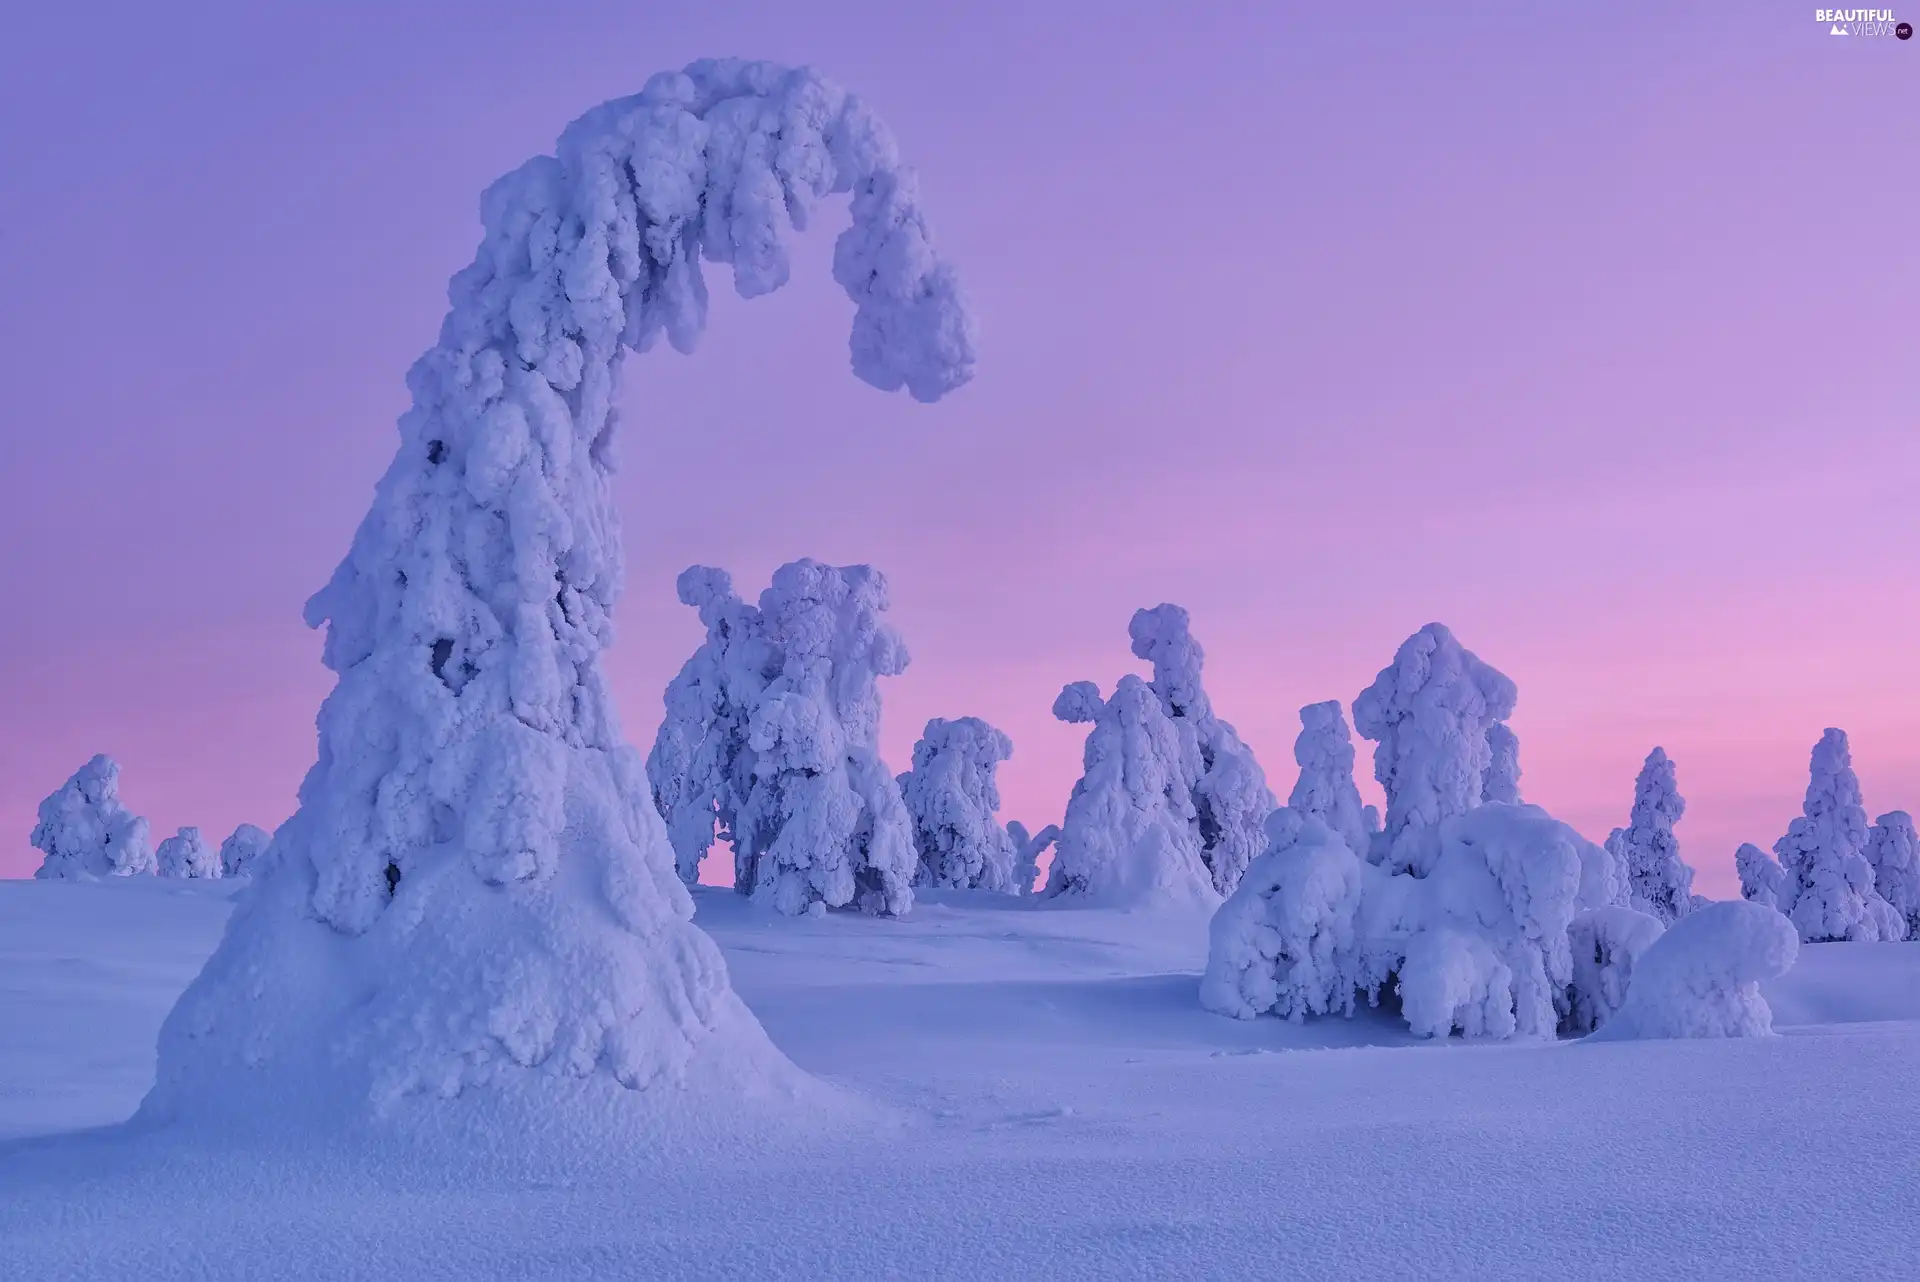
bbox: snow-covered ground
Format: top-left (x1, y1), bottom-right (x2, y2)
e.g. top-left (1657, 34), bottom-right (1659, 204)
top-left (4, 880), bottom-right (1919, 1280)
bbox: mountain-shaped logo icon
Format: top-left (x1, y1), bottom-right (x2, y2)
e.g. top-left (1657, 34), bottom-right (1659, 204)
top-left (1831, 22), bottom-right (1849, 33)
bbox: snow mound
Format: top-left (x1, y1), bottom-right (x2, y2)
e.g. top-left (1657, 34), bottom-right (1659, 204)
top-left (30, 755), bottom-right (156, 880)
top-left (156, 827), bottom-right (222, 879)
top-left (899, 716), bottom-right (1020, 892)
top-left (1589, 900), bottom-right (1799, 1041)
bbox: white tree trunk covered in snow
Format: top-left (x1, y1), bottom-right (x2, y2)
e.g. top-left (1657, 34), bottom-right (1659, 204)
top-left (143, 61), bottom-right (974, 1123)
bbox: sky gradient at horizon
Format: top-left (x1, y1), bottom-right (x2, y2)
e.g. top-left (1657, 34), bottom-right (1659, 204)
top-left (1, 1), bottom-right (1915, 891)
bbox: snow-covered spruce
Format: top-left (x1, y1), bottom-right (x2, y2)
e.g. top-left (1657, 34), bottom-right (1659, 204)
top-left (1564, 905), bottom-right (1665, 1035)
top-left (1129, 605), bottom-right (1275, 894)
top-left (1482, 722), bottom-right (1522, 804)
top-left (1045, 677), bottom-right (1217, 909)
top-left (156, 826), bottom-right (222, 879)
top-left (646, 566), bottom-right (780, 887)
top-left (1285, 701), bottom-right (1371, 860)
top-left (1772, 729), bottom-right (1905, 942)
top-left (1353, 623), bottom-right (1518, 873)
top-left (1587, 900), bottom-right (1798, 1041)
top-left (143, 61), bottom-right (974, 1126)
top-left (30, 755), bottom-right (155, 879)
top-left (1004, 820), bottom-right (1059, 896)
top-left (218, 823), bottom-right (273, 878)
top-left (1736, 842), bottom-right (1788, 911)
top-left (1867, 811), bottom-right (1920, 939)
top-left (1607, 747), bottom-right (1696, 925)
top-left (898, 716), bottom-right (1020, 892)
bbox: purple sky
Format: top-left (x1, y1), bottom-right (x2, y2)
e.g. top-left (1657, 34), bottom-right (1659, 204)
top-left (2, 2), bottom-right (1915, 891)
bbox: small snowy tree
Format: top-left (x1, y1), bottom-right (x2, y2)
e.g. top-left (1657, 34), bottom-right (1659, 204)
top-left (1353, 623), bottom-right (1517, 874)
top-left (1004, 820), bottom-right (1058, 896)
top-left (1867, 811), bottom-right (1920, 939)
top-left (1285, 701), bottom-right (1370, 859)
top-left (898, 716), bottom-right (1020, 892)
top-left (1045, 676), bottom-right (1216, 908)
top-left (1609, 748), bottom-right (1696, 924)
top-left (218, 823), bottom-right (273, 877)
top-left (1773, 728), bottom-right (1904, 942)
top-left (30, 755), bottom-right (155, 879)
top-left (1588, 900), bottom-right (1798, 1041)
top-left (157, 826), bottom-right (222, 879)
top-left (1128, 605), bottom-right (1275, 895)
top-left (1482, 722), bottom-right (1522, 804)
top-left (1564, 906), bottom-right (1665, 1035)
top-left (1736, 842), bottom-right (1788, 911)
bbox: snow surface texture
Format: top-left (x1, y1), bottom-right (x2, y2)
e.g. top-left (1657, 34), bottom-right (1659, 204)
top-left (1129, 605), bottom-right (1276, 894)
top-left (1353, 623), bottom-right (1518, 873)
top-left (1046, 676), bottom-right (1219, 909)
top-left (899, 717), bottom-right (1021, 892)
top-left (156, 827), bottom-right (222, 879)
top-left (141, 61), bottom-right (974, 1129)
top-left (1564, 905), bottom-right (1666, 1035)
top-left (1481, 721), bottom-right (1522, 804)
top-left (1285, 700), bottom-right (1370, 861)
top-left (1770, 729), bottom-right (1905, 943)
top-left (29, 755), bottom-right (155, 880)
top-left (1004, 820), bottom-right (1058, 897)
top-left (1608, 747), bottom-right (1696, 924)
top-left (1590, 900), bottom-right (1799, 1041)
top-left (217, 824), bottom-right (272, 878)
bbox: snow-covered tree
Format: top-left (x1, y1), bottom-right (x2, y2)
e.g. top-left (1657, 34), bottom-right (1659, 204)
top-left (1588, 900), bottom-right (1798, 1041)
top-left (1128, 605), bottom-right (1275, 895)
top-left (1564, 906), bottom-right (1665, 1035)
top-left (218, 823), bottom-right (273, 878)
top-left (1608, 748), bottom-right (1696, 925)
top-left (1772, 729), bottom-right (1904, 942)
top-left (1867, 811), bottom-right (1920, 939)
top-left (1482, 722), bottom-right (1522, 804)
top-left (144, 61), bottom-right (974, 1125)
top-left (30, 755), bottom-right (155, 879)
top-left (647, 566), bottom-right (780, 887)
top-left (1353, 623), bottom-right (1517, 874)
top-left (1736, 842), bottom-right (1788, 911)
top-left (898, 716), bottom-right (1020, 892)
top-left (1045, 676), bottom-right (1216, 908)
top-left (1285, 701), bottom-right (1370, 859)
top-left (156, 826), bottom-right (222, 879)
top-left (1004, 820), bottom-right (1058, 896)
top-left (731, 559), bottom-right (918, 917)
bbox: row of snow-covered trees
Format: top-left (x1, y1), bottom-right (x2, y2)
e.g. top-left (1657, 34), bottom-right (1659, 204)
top-left (30, 754), bottom-right (268, 881)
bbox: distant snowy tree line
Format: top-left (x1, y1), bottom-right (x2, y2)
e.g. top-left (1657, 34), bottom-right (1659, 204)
top-left (28, 754), bottom-right (268, 881)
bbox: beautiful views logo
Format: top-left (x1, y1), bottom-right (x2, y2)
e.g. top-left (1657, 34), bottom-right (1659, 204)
top-left (1815, 7), bottom-right (1911, 35)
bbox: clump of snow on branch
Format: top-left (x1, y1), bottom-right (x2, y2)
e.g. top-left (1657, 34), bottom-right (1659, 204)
top-left (1045, 676), bottom-right (1217, 909)
top-left (1004, 821), bottom-right (1058, 897)
top-left (1353, 623), bottom-right (1517, 874)
top-left (1770, 729), bottom-right (1905, 943)
top-left (1129, 605), bottom-right (1276, 895)
top-left (1866, 811), bottom-right (1920, 939)
top-left (1607, 748), bottom-right (1696, 925)
top-left (1564, 906), bottom-right (1666, 1035)
top-left (157, 826), bottom-right (222, 879)
top-left (1285, 701), bottom-right (1371, 861)
top-left (1482, 722), bottom-right (1522, 804)
top-left (218, 824), bottom-right (273, 878)
top-left (1588, 900), bottom-right (1798, 1041)
top-left (898, 716), bottom-right (1021, 892)
top-left (30, 755), bottom-right (155, 880)
top-left (145, 60), bottom-right (973, 1125)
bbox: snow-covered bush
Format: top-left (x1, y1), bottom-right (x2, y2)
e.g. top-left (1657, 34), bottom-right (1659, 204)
top-left (1353, 623), bottom-right (1518, 873)
top-left (30, 755), bottom-right (155, 879)
top-left (1045, 675), bottom-right (1217, 908)
top-left (1771, 729), bottom-right (1905, 942)
top-left (218, 823), bottom-right (273, 878)
top-left (1004, 821), bottom-right (1059, 896)
top-left (1482, 722), bottom-right (1522, 804)
top-left (898, 716), bottom-right (1020, 892)
top-left (1588, 900), bottom-right (1798, 1041)
top-left (1867, 811), bottom-right (1920, 938)
top-left (1564, 906), bottom-right (1666, 1035)
top-left (1285, 701), bottom-right (1370, 860)
top-left (1128, 605), bottom-right (1276, 895)
top-left (157, 826), bottom-right (222, 879)
top-left (1608, 748), bottom-right (1696, 924)
top-left (1736, 842), bottom-right (1787, 911)
top-left (144, 61), bottom-right (973, 1125)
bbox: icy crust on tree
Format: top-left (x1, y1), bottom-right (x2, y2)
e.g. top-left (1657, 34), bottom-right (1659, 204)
top-left (1564, 906), bottom-right (1665, 1035)
top-left (1482, 722), bottom-right (1522, 804)
top-left (145, 61), bottom-right (973, 1124)
top-left (157, 826), bottom-right (222, 879)
top-left (30, 755), bottom-right (155, 880)
top-left (1867, 812), bottom-right (1920, 938)
top-left (1588, 900), bottom-right (1798, 1041)
top-left (1771, 729), bottom-right (1905, 942)
top-left (1285, 701), bottom-right (1371, 861)
top-left (1045, 676), bottom-right (1218, 909)
top-left (219, 823), bottom-right (273, 878)
top-left (1004, 820), bottom-right (1059, 896)
top-left (898, 717), bottom-right (1020, 891)
top-left (1609, 748), bottom-right (1696, 924)
top-left (1353, 624), bottom-right (1518, 873)
top-left (1128, 605), bottom-right (1275, 895)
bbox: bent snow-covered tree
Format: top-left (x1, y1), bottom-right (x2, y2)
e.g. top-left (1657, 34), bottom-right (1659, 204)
top-left (1608, 747), bottom-right (1696, 924)
top-left (143, 61), bottom-right (974, 1124)
top-left (157, 826), bottom-right (222, 879)
top-left (1772, 729), bottom-right (1904, 943)
top-left (1128, 605), bottom-right (1275, 894)
top-left (1588, 900), bottom-right (1798, 1041)
top-left (1285, 701), bottom-right (1371, 859)
top-left (1867, 811), bottom-right (1920, 939)
top-left (30, 755), bottom-right (155, 879)
top-left (1004, 820), bottom-right (1058, 896)
top-left (219, 823), bottom-right (273, 878)
top-left (899, 716), bottom-right (1020, 892)
top-left (1736, 842), bottom-right (1788, 911)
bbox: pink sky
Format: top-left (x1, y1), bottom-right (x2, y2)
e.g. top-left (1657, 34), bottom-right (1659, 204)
top-left (2, 2), bottom-right (1915, 894)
